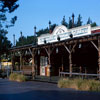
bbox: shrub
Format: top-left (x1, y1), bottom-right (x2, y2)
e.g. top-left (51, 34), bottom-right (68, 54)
top-left (16, 74), bottom-right (27, 82)
top-left (9, 73), bottom-right (27, 82)
top-left (58, 78), bottom-right (100, 91)
top-left (9, 73), bottom-right (18, 81)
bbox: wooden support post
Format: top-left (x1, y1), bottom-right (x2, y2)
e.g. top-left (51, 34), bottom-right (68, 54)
top-left (98, 36), bottom-right (100, 79)
top-left (48, 47), bottom-right (51, 77)
top-left (45, 47), bottom-right (51, 76)
top-left (20, 52), bottom-right (23, 71)
top-left (11, 52), bottom-right (15, 72)
top-left (64, 43), bottom-right (77, 77)
top-left (69, 53), bottom-right (72, 77)
top-left (32, 49), bottom-right (35, 79)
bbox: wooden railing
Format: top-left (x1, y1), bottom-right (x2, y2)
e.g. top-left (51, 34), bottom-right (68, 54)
top-left (59, 72), bottom-right (100, 78)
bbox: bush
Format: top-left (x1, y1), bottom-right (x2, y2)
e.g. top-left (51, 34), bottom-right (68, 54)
top-left (58, 78), bottom-right (100, 91)
top-left (16, 74), bottom-right (27, 82)
top-left (9, 73), bottom-right (27, 82)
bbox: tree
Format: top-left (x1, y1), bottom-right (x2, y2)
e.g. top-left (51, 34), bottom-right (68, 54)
top-left (36, 27), bottom-right (49, 36)
top-left (87, 17), bottom-right (92, 24)
top-left (86, 17), bottom-right (97, 27)
top-left (0, 0), bottom-right (19, 61)
top-left (36, 23), bottom-right (57, 36)
top-left (76, 14), bottom-right (82, 27)
top-left (68, 17), bottom-right (72, 29)
top-left (61, 16), bottom-right (68, 27)
top-left (50, 24), bottom-right (57, 32)
top-left (91, 22), bottom-right (97, 27)
top-left (16, 36), bottom-right (37, 47)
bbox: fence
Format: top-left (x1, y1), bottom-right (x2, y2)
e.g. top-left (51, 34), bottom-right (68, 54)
top-left (59, 72), bottom-right (100, 79)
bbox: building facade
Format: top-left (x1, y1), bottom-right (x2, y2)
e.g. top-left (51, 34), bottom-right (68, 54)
top-left (10, 24), bottom-right (100, 78)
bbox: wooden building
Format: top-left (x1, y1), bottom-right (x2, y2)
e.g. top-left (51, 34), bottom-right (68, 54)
top-left (10, 24), bottom-right (100, 79)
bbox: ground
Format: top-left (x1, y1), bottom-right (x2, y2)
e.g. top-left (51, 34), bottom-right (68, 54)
top-left (0, 79), bottom-right (100, 100)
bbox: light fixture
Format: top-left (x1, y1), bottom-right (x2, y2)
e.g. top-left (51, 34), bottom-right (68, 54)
top-left (57, 35), bottom-right (60, 41)
top-left (69, 34), bottom-right (73, 38)
top-left (78, 43), bottom-right (82, 48)
top-left (25, 50), bottom-right (28, 55)
top-left (38, 50), bottom-right (40, 55)
top-left (56, 47), bottom-right (59, 53)
top-left (44, 40), bottom-right (46, 44)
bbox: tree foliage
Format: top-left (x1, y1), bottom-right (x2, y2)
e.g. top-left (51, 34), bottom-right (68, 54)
top-left (77, 14), bottom-right (82, 27)
top-left (16, 36), bottom-right (37, 47)
top-left (87, 17), bottom-right (97, 27)
top-left (61, 16), bottom-right (68, 27)
top-left (0, 0), bottom-right (19, 58)
top-left (36, 23), bottom-right (57, 36)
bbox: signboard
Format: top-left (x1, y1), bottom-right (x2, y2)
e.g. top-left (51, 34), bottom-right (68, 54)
top-left (38, 25), bottom-right (91, 45)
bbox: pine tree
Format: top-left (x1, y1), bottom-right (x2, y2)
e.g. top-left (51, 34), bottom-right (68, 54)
top-left (91, 22), bottom-right (97, 27)
top-left (77, 14), bottom-right (82, 27)
top-left (87, 17), bottom-right (92, 24)
top-left (68, 17), bottom-right (72, 29)
top-left (61, 16), bottom-right (68, 27)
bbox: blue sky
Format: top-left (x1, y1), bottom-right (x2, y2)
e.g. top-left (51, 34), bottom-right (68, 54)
top-left (7, 0), bottom-right (100, 43)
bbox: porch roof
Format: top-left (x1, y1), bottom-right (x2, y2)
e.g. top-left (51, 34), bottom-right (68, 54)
top-left (9, 32), bottom-right (100, 52)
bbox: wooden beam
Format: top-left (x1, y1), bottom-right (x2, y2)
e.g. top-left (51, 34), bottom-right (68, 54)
top-left (71, 43), bottom-right (77, 53)
top-left (64, 45), bottom-right (71, 54)
top-left (20, 51), bottom-right (23, 71)
top-left (44, 47), bottom-right (49, 56)
top-left (98, 36), bottom-right (100, 79)
top-left (29, 48), bottom-right (33, 56)
top-left (69, 53), bottom-right (72, 77)
top-left (11, 52), bottom-right (15, 72)
top-left (32, 49), bottom-right (35, 79)
top-left (90, 41), bottom-right (99, 51)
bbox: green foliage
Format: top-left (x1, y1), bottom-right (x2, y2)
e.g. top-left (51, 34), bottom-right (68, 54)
top-left (16, 36), bottom-right (37, 46)
top-left (87, 17), bottom-right (97, 27)
top-left (68, 17), bottom-right (73, 29)
top-left (16, 74), bottom-right (27, 82)
top-left (36, 27), bottom-right (49, 36)
top-left (1, 0), bottom-right (19, 13)
top-left (58, 78), bottom-right (100, 91)
top-left (0, 0), bottom-right (19, 59)
top-left (76, 14), bottom-right (82, 27)
top-left (61, 16), bottom-right (68, 27)
top-left (87, 17), bottom-right (92, 24)
top-left (91, 22), bottom-right (97, 27)
top-left (36, 23), bottom-right (57, 36)
top-left (9, 73), bottom-right (18, 81)
top-left (9, 73), bottom-right (27, 82)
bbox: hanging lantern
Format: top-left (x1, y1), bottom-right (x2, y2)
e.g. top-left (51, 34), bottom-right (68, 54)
top-left (79, 43), bottom-right (82, 48)
top-left (38, 50), bottom-right (40, 55)
top-left (57, 35), bottom-right (60, 41)
top-left (25, 50), bottom-right (28, 55)
top-left (56, 47), bottom-right (59, 53)
top-left (44, 40), bottom-right (46, 44)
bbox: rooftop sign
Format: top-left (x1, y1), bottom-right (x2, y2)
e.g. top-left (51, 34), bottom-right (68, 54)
top-left (38, 24), bottom-right (91, 45)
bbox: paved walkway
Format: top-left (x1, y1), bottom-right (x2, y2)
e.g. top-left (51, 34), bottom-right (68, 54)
top-left (0, 79), bottom-right (100, 100)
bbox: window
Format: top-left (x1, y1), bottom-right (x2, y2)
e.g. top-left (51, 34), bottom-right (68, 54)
top-left (40, 56), bottom-right (48, 66)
